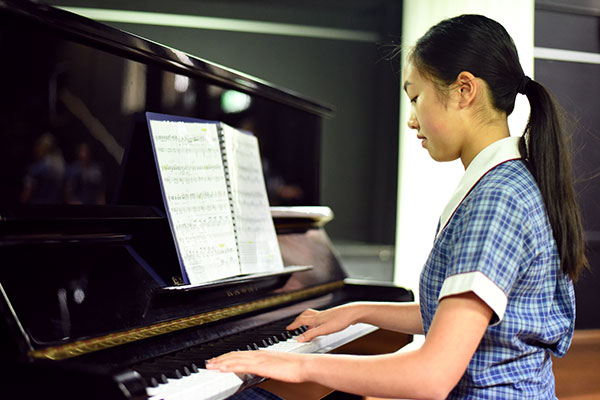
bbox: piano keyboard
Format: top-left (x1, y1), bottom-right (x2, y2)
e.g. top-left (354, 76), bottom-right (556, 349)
top-left (136, 320), bottom-right (377, 400)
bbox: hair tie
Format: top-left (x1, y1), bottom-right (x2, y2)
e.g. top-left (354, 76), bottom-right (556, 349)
top-left (517, 75), bottom-right (531, 94)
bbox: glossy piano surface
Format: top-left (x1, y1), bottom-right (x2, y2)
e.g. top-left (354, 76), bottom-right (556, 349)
top-left (0, 1), bottom-right (413, 399)
top-left (0, 0), bottom-right (330, 215)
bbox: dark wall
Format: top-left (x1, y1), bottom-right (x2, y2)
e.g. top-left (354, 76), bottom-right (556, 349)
top-left (535, 3), bottom-right (600, 329)
top-left (49, 0), bottom-right (403, 245)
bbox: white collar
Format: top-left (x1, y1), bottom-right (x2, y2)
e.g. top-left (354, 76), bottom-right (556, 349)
top-left (437, 136), bottom-right (522, 238)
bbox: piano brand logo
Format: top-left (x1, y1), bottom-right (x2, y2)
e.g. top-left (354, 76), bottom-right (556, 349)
top-left (226, 285), bottom-right (258, 297)
top-left (172, 276), bottom-right (185, 285)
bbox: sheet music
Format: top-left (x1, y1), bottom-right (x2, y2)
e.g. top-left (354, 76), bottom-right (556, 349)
top-left (148, 120), bottom-right (240, 284)
top-left (220, 124), bottom-right (284, 275)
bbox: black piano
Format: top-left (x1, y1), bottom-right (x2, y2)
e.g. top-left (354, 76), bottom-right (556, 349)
top-left (0, 1), bottom-right (413, 398)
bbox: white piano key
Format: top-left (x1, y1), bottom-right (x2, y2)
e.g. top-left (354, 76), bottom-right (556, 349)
top-left (147, 369), bottom-right (243, 400)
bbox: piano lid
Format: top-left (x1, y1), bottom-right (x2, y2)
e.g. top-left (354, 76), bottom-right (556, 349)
top-left (1, 0), bottom-right (335, 118)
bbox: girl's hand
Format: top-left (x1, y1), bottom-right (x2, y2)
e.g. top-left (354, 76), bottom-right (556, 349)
top-left (286, 304), bottom-right (361, 342)
top-left (205, 350), bottom-right (309, 383)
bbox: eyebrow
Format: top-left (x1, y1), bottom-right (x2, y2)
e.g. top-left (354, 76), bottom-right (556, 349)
top-left (403, 81), bottom-right (412, 93)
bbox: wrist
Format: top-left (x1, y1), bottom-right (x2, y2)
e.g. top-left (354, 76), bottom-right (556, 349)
top-left (299, 353), bottom-right (319, 382)
top-left (347, 302), bottom-right (369, 324)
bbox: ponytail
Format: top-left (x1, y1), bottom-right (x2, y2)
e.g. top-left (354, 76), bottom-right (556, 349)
top-left (519, 80), bottom-right (588, 280)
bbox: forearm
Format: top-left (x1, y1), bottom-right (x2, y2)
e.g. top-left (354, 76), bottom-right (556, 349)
top-left (350, 301), bottom-right (424, 334)
top-left (207, 293), bottom-right (491, 398)
top-left (301, 350), bottom-right (446, 399)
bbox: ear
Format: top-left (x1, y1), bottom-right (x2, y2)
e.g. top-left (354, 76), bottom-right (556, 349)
top-left (455, 71), bottom-right (478, 109)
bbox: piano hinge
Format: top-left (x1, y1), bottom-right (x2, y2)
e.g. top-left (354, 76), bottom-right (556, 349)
top-left (27, 280), bottom-right (344, 361)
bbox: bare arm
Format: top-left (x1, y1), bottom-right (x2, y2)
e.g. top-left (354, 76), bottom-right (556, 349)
top-left (207, 292), bottom-right (492, 399)
top-left (345, 301), bottom-right (424, 335)
top-left (287, 301), bottom-right (423, 343)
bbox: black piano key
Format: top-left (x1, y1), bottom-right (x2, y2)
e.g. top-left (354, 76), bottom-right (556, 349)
top-left (135, 360), bottom-right (187, 380)
top-left (145, 376), bottom-right (159, 388)
top-left (256, 338), bottom-right (269, 348)
top-left (292, 326), bottom-right (309, 336)
top-left (158, 360), bottom-right (197, 377)
top-left (162, 356), bottom-right (201, 373)
top-left (169, 369), bottom-right (183, 379)
top-left (132, 366), bottom-right (169, 386)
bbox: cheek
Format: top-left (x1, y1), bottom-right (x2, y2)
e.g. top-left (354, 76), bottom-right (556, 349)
top-left (422, 103), bottom-right (453, 139)
top-left (420, 112), bottom-right (445, 137)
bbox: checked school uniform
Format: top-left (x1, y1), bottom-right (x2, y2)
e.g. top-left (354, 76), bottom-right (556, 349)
top-left (419, 137), bottom-right (575, 399)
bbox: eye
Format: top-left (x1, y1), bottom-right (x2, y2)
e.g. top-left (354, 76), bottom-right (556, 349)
top-left (410, 95), bottom-right (418, 104)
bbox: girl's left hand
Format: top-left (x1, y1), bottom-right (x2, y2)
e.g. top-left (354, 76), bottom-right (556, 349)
top-left (205, 350), bottom-right (308, 383)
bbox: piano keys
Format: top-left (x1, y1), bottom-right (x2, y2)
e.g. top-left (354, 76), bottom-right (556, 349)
top-left (141, 322), bottom-right (378, 400)
top-left (0, 1), bottom-right (413, 399)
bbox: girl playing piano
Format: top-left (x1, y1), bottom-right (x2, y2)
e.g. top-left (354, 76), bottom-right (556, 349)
top-left (207, 14), bottom-right (587, 399)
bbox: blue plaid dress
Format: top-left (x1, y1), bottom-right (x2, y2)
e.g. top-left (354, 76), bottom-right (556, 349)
top-left (419, 139), bottom-right (575, 399)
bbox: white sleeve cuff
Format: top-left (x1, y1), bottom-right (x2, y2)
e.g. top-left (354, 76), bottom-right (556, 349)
top-left (439, 271), bottom-right (508, 325)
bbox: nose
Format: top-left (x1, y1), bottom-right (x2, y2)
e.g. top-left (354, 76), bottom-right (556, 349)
top-left (407, 110), bottom-right (419, 131)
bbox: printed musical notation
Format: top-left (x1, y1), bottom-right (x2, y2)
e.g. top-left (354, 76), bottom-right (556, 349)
top-left (148, 119), bottom-right (240, 283)
top-left (147, 114), bottom-right (284, 284)
top-left (220, 124), bottom-right (283, 275)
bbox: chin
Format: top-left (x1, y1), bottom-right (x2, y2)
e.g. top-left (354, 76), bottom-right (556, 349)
top-left (430, 153), bottom-right (456, 163)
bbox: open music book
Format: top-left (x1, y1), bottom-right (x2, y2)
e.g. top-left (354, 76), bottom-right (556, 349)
top-left (146, 112), bottom-right (284, 285)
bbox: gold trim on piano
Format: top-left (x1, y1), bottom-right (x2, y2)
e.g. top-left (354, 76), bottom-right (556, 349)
top-left (28, 280), bottom-right (344, 361)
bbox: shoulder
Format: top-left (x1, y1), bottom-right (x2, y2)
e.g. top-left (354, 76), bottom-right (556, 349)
top-left (454, 160), bottom-right (553, 248)
top-left (468, 160), bottom-right (542, 213)
top-left (447, 160), bottom-right (549, 245)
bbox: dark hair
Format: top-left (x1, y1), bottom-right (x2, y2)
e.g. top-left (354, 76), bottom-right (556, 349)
top-left (409, 14), bottom-right (587, 280)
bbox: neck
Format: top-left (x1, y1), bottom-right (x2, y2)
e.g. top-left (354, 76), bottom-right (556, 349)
top-left (460, 117), bottom-right (510, 169)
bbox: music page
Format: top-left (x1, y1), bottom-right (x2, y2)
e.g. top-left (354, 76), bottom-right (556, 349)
top-left (220, 124), bottom-right (284, 275)
top-left (148, 119), bottom-right (240, 284)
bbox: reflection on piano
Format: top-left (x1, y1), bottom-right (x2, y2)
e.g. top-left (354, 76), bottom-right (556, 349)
top-left (0, 1), bottom-right (413, 398)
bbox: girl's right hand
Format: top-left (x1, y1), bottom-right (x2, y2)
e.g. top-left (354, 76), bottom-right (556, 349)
top-left (286, 304), bottom-right (362, 342)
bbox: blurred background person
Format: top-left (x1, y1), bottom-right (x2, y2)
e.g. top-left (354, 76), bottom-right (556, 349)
top-left (21, 132), bottom-right (65, 204)
top-left (64, 142), bottom-right (105, 205)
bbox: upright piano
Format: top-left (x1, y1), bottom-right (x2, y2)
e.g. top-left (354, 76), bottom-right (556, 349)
top-left (0, 1), bottom-right (413, 398)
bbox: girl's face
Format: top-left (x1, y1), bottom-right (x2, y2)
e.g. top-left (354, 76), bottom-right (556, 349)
top-left (403, 62), bottom-right (464, 163)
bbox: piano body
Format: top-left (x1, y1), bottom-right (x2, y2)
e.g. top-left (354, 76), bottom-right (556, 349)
top-left (0, 1), bottom-right (413, 398)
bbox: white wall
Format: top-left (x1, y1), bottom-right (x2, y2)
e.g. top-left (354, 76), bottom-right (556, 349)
top-left (394, 0), bottom-right (534, 296)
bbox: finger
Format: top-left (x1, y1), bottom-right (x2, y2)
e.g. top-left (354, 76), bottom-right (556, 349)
top-left (206, 350), bottom-right (255, 364)
top-left (206, 351), bottom-right (256, 370)
top-left (286, 309), bottom-right (318, 330)
top-left (297, 323), bottom-right (331, 342)
top-left (207, 351), bottom-right (276, 374)
top-left (207, 357), bottom-right (252, 373)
